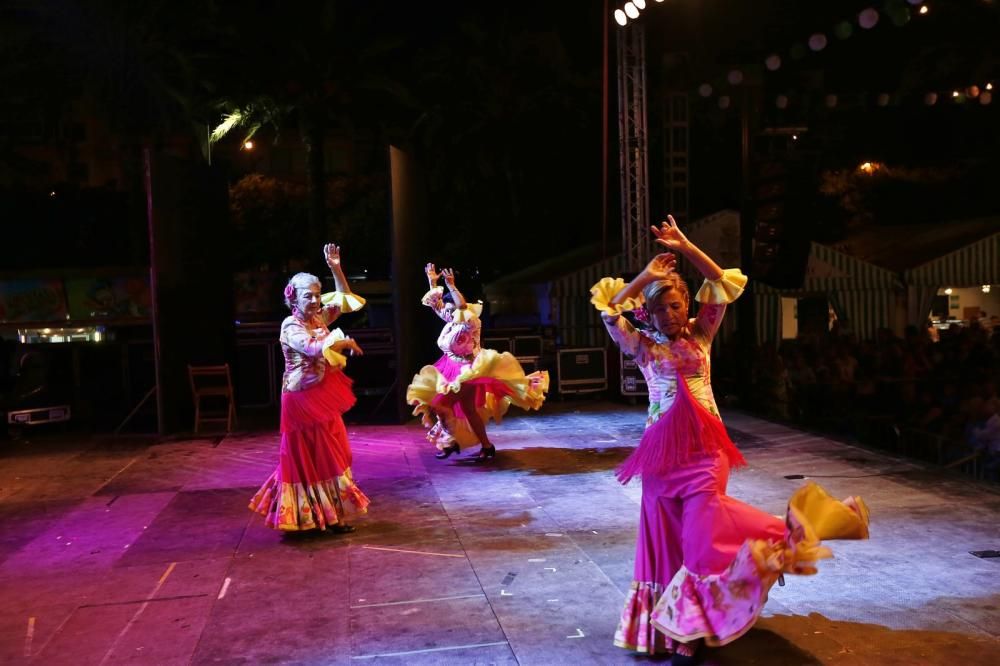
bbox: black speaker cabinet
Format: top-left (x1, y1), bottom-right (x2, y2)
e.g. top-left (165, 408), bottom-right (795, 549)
top-left (556, 347), bottom-right (607, 394)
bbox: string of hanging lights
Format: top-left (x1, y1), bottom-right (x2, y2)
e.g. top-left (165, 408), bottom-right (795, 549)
top-left (610, 1), bottom-right (995, 109)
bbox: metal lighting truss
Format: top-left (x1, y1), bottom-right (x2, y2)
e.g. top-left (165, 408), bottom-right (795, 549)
top-left (617, 23), bottom-right (651, 272)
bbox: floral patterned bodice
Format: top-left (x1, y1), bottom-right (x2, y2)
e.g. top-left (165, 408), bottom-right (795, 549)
top-left (592, 270), bottom-right (746, 428)
top-left (604, 304), bottom-right (726, 426)
top-left (279, 291), bottom-right (364, 393)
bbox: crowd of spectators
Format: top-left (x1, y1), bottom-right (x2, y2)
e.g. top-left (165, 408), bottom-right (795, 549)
top-left (742, 320), bottom-right (1000, 481)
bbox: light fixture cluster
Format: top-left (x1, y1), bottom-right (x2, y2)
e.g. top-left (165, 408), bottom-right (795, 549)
top-left (613, 0), bottom-right (664, 27)
top-left (695, 1), bottom-right (994, 112)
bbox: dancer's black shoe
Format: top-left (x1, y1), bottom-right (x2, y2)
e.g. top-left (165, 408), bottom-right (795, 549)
top-left (329, 523), bottom-right (356, 534)
top-left (435, 442), bottom-right (461, 459)
top-left (475, 445), bottom-right (496, 461)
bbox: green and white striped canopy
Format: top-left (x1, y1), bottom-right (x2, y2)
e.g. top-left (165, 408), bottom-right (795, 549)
top-left (904, 231), bottom-right (1000, 287)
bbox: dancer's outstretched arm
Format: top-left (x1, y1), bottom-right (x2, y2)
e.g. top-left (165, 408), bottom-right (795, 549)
top-left (441, 268), bottom-right (467, 309)
top-left (425, 262), bottom-right (441, 291)
top-left (651, 215), bottom-right (723, 281)
top-left (322, 243), bottom-right (366, 325)
top-left (652, 215), bottom-right (740, 342)
top-left (609, 253), bottom-right (678, 307)
top-left (325, 243), bottom-right (353, 293)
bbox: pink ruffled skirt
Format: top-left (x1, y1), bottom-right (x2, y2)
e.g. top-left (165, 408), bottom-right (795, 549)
top-left (249, 370), bottom-right (370, 531)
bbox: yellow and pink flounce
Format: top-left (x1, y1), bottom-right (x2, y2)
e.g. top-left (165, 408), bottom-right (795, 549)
top-left (614, 482), bottom-right (870, 652)
top-left (407, 348), bottom-right (550, 448)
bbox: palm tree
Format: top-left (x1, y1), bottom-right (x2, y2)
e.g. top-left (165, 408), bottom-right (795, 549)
top-left (208, 1), bottom-right (414, 259)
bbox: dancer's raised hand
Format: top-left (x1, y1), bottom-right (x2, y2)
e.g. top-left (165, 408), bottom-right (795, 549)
top-left (650, 215), bottom-right (690, 252)
top-left (425, 262), bottom-right (441, 284)
top-left (324, 243), bottom-right (342, 268)
top-left (641, 253), bottom-right (677, 282)
top-left (442, 268), bottom-right (457, 289)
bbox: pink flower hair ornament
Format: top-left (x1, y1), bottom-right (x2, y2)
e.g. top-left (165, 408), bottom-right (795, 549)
top-left (283, 283), bottom-right (297, 303)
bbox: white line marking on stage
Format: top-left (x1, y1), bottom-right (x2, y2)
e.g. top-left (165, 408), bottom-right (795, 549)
top-left (351, 593), bottom-right (483, 609)
top-left (217, 577), bottom-right (232, 600)
top-left (528, 558), bottom-right (546, 562)
top-left (361, 545), bottom-right (464, 558)
top-left (23, 617), bottom-right (35, 657)
top-left (567, 628), bottom-right (585, 639)
top-left (500, 590), bottom-right (513, 596)
top-left (544, 567), bottom-right (557, 572)
top-left (97, 562), bottom-right (176, 666)
top-left (351, 641), bottom-right (509, 660)
top-left (92, 457), bottom-right (140, 495)
top-left (545, 532), bottom-right (563, 537)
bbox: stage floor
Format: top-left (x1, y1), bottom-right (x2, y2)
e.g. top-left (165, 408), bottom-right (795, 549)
top-left (1, 402), bottom-right (999, 665)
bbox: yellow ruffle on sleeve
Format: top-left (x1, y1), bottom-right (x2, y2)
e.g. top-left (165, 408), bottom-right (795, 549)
top-left (695, 268), bottom-right (747, 305)
top-left (421, 286), bottom-right (444, 306)
top-left (589, 277), bottom-right (644, 316)
top-left (321, 328), bottom-right (349, 369)
top-left (451, 301), bottom-right (484, 323)
top-left (321, 291), bottom-right (366, 313)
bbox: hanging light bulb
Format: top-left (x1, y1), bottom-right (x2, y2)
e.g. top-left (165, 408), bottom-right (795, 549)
top-left (727, 69), bottom-right (744, 85)
top-left (718, 96), bottom-right (731, 110)
top-left (614, 9), bottom-right (628, 26)
top-left (981, 92), bottom-right (993, 105)
top-left (698, 83), bottom-right (713, 97)
top-left (765, 54), bottom-right (782, 71)
top-left (633, 0), bottom-right (646, 9)
top-left (776, 95), bottom-right (789, 109)
top-left (825, 94), bottom-right (838, 108)
top-left (808, 33), bottom-right (828, 51)
top-left (924, 92), bottom-right (938, 106)
top-left (859, 8), bottom-right (880, 29)
top-left (624, 2), bottom-right (640, 19)
top-left (919, 5), bottom-right (929, 14)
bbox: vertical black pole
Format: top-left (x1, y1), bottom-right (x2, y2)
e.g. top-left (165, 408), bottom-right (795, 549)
top-left (601, 0), bottom-right (610, 259)
top-left (144, 147), bottom-right (165, 436)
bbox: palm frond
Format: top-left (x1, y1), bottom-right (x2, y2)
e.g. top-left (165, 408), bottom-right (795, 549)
top-left (210, 109), bottom-right (245, 143)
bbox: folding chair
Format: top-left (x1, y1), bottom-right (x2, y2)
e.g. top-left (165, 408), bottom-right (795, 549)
top-left (187, 364), bottom-right (236, 433)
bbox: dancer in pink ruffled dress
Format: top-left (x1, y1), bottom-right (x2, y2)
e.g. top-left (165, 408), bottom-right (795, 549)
top-left (407, 263), bottom-right (548, 461)
top-left (591, 217), bottom-right (870, 662)
top-left (250, 243), bottom-right (370, 534)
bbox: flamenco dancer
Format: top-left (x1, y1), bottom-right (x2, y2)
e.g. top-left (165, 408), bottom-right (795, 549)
top-left (406, 262), bottom-right (549, 461)
top-left (250, 243), bottom-right (370, 534)
top-left (590, 217), bottom-right (870, 662)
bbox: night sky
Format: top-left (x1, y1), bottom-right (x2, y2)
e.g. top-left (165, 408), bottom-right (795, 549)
top-left (2, 0), bottom-right (998, 283)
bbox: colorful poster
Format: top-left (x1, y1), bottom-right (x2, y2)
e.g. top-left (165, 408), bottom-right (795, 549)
top-left (0, 280), bottom-right (68, 322)
top-left (64, 276), bottom-right (152, 319)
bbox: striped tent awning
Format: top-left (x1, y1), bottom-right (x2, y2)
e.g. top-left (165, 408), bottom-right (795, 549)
top-left (551, 253), bottom-right (630, 348)
top-left (905, 231), bottom-right (1000, 286)
top-left (756, 242), bottom-right (900, 293)
top-left (755, 242), bottom-right (901, 344)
